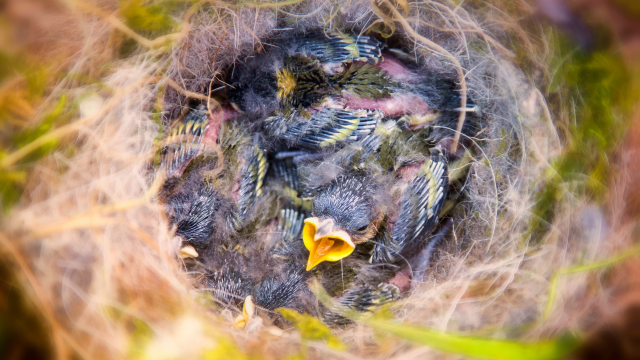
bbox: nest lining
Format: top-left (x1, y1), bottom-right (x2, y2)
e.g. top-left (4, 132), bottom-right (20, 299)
top-left (4, 1), bottom-right (623, 359)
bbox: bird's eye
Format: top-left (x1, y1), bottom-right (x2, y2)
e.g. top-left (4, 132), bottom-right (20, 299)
top-left (356, 225), bottom-right (368, 232)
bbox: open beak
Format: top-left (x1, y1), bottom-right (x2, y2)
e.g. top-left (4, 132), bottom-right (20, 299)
top-left (302, 217), bottom-right (355, 271)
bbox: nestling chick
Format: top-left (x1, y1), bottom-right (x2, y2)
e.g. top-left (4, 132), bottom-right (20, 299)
top-left (299, 95), bottom-right (479, 271)
top-left (240, 39), bottom-right (477, 152)
top-left (300, 133), bottom-right (449, 270)
top-left (163, 31), bottom-right (484, 326)
top-left (295, 32), bottom-right (385, 73)
top-left (159, 107), bottom-right (268, 253)
top-left (291, 110), bottom-right (478, 321)
top-left (160, 109), bottom-right (320, 323)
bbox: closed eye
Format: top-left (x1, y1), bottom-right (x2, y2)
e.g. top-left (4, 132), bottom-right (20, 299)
top-left (356, 224), bottom-right (368, 232)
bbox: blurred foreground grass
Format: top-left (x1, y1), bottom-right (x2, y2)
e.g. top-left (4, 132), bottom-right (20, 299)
top-left (528, 33), bottom-right (639, 241)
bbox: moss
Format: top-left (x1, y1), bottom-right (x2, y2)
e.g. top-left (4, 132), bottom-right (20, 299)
top-left (526, 180), bottom-right (560, 243)
top-left (496, 128), bottom-right (508, 156)
top-left (203, 340), bottom-right (258, 360)
top-left (278, 308), bottom-right (347, 350)
top-left (0, 52), bottom-right (48, 125)
top-left (127, 319), bottom-right (154, 359)
top-left (120, 0), bottom-right (176, 33)
top-left (118, 0), bottom-right (184, 57)
top-left (0, 95), bottom-right (70, 212)
top-left (526, 33), bottom-right (637, 243)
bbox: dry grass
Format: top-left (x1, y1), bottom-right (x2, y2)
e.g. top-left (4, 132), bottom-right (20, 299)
top-left (0, 0), bottom-right (636, 359)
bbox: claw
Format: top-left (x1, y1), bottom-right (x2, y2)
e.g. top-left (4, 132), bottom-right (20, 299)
top-left (179, 245), bottom-right (199, 258)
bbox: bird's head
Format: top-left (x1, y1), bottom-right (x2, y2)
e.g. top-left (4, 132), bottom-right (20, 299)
top-left (303, 175), bottom-right (381, 270)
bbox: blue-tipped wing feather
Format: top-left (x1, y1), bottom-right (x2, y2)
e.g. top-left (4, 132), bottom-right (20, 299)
top-left (234, 141), bottom-right (269, 230)
top-left (371, 149), bottom-right (449, 263)
top-left (301, 33), bottom-right (385, 64)
top-left (265, 108), bottom-right (382, 150)
top-left (162, 107), bottom-right (210, 177)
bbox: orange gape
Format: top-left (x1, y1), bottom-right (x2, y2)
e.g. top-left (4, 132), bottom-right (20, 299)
top-left (316, 238), bottom-right (335, 256)
top-left (303, 217), bottom-right (356, 270)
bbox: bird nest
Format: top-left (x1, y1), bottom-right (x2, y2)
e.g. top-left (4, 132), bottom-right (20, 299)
top-left (3, 0), bottom-right (632, 359)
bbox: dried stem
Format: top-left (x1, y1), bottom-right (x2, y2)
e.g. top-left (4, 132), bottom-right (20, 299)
top-left (67, 0), bottom-right (187, 48)
top-left (164, 77), bottom-right (211, 102)
top-left (29, 173), bottom-right (164, 239)
top-left (1, 77), bottom-right (161, 170)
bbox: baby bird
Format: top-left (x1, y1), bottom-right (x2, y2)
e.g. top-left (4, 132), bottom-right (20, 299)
top-left (159, 106), bottom-right (268, 254)
top-left (300, 121), bottom-right (450, 270)
top-left (263, 56), bottom-right (395, 152)
top-left (290, 108), bottom-right (479, 321)
top-left (161, 105), bottom-right (213, 178)
top-left (163, 31), bottom-right (483, 326)
top-left (228, 34), bottom-right (396, 152)
top-left (229, 33), bottom-right (477, 159)
top-left (296, 32), bottom-right (385, 73)
top-left (297, 78), bottom-right (480, 266)
top-left (159, 108), bottom-right (347, 326)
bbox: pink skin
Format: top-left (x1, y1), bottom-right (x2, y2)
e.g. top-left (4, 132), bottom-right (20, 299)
top-left (343, 92), bottom-right (431, 117)
top-left (396, 162), bottom-right (424, 182)
top-left (389, 267), bottom-right (413, 293)
top-left (375, 55), bottom-right (424, 84)
top-left (201, 105), bottom-right (244, 203)
top-left (342, 55), bottom-right (434, 117)
top-left (203, 105), bottom-right (237, 144)
top-left (169, 105), bottom-right (237, 178)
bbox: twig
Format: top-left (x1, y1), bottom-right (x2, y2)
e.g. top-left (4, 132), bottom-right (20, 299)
top-left (163, 77), bottom-right (211, 101)
top-left (29, 173), bottom-right (164, 239)
top-left (0, 74), bottom-right (209, 170)
top-left (1, 77), bottom-right (161, 170)
top-left (0, 116), bottom-right (92, 170)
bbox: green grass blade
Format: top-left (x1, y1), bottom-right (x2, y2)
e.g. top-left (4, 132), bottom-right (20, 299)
top-left (543, 244), bottom-right (640, 319)
top-left (365, 319), bottom-right (578, 360)
top-left (309, 279), bottom-right (579, 360)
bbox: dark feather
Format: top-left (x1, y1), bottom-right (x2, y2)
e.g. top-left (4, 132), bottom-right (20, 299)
top-left (300, 33), bottom-right (385, 64)
top-left (323, 283), bottom-right (400, 326)
top-left (253, 267), bottom-right (309, 311)
top-left (205, 267), bottom-right (254, 308)
top-left (371, 149), bottom-right (448, 263)
top-left (271, 207), bottom-right (307, 258)
top-left (169, 184), bottom-right (220, 246)
top-left (264, 108), bottom-right (382, 150)
top-left (161, 107), bottom-right (210, 177)
top-left (234, 140), bottom-right (269, 230)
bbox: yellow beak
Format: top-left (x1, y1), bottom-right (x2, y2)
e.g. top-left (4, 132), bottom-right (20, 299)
top-left (303, 217), bottom-right (355, 271)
